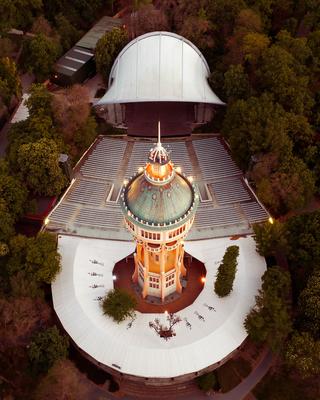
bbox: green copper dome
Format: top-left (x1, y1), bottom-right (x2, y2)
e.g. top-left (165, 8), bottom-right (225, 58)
top-left (124, 172), bottom-right (194, 225)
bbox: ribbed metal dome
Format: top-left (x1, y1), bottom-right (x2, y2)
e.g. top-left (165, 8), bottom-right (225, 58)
top-left (124, 172), bottom-right (194, 225)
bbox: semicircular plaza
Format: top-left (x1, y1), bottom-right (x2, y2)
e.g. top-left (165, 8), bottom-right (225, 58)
top-left (53, 234), bottom-right (266, 378)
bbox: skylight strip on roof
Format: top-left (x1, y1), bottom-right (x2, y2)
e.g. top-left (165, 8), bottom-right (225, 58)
top-left (65, 56), bottom-right (86, 64)
top-left (57, 64), bottom-right (77, 72)
top-left (74, 48), bottom-right (94, 56)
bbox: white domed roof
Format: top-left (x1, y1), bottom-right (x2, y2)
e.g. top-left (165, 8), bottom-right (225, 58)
top-left (97, 31), bottom-right (224, 105)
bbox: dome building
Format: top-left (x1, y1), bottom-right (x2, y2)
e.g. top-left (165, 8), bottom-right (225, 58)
top-left (121, 123), bottom-right (199, 301)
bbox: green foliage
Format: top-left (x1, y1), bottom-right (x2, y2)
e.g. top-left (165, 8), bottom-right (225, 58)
top-left (55, 13), bottom-right (82, 52)
top-left (242, 32), bottom-right (270, 64)
top-left (17, 138), bottom-right (66, 196)
top-left (257, 44), bottom-right (314, 115)
top-left (74, 115), bottom-right (97, 153)
top-left (26, 83), bottom-right (53, 118)
top-left (43, 0), bottom-right (103, 29)
top-left (214, 245), bottom-right (239, 297)
top-left (0, 0), bottom-right (43, 33)
top-left (101, 288), bottom-right (137, 323)
top-left (28, 325), bottom-right (69, 374)
top-left (298, 272), bottom-right (320, 336)
top-left (276, 30), bottom-right (312, 66)
top-left (0, 242), bottom-right (9, 256)
top-left (285, 211), bottom-right (320, 276)
top-left (0, 199), bottom-right (15, 242)
top-left (196, 372), bottom-right (217, 392)
top-left (22, 34), bottom-right (60, 81)
top-left (95, 28), bottom-right (128, 81)
top-left (0, 56), bottom-right (21, 106)
top-left (253, 220), bottom-right (288, 257)
top-left (285, 331), bottom-right (320, 378)
top-left (223, 64), bottom-right (250, 101)
top-left (27, 232), bottom-right (61, 284)
top-left (0, 159), bottom-right (28, 220)
top-left (6, 232), bottom-right (61, 284)
top-left (245, 266), bottom-right (292, 352)
top-left (256, 156), bottom-right (315, 215)
top-left (222, 93), bottom-right (291, 170)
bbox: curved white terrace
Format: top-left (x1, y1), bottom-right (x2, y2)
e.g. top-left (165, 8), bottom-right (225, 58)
top-left (52, 235), bottom-right (266, 378)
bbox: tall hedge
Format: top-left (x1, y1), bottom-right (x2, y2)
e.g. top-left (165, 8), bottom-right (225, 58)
top-left (214, 245), bottom-right (239, 297)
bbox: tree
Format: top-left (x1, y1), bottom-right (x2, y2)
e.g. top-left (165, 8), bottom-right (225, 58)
top-left (196, 372), bottom-right (217, 392)
top-left (257, 45), bottom-right (314, 115)
top-left (214, 245), bottom-right (239, 297)
top-left (0, 200), bottom-right (15, 242)
top-left (177, 9), bottom-right (214, 51)
top-left (101, 288), bottom-right (137, 323)
top-left (0, 37), bottom-right (15, 58)
top-left (26, 83), bottom-right (53, 117)
top-left (0, 296), bottom-right (51, 349)
top-left (276, 30), bottom-right (312, 66)
top-left (244, 266), bottom-right (292, 352)
top-left (6, 233), bottom-right (61, 283)
top-left (256, 157), bottom-right (315, 215)
top-left (285, 331), bottom-right (320, 378)
top-left (28, 325), bottom-right (69, 373)
top-left (253, 220), bottom-right (288, 257)
top-left (31, 15), bottom-right (54, 36)
top-left (0, 160), bottom-right (28, 220)
top-left (206, 0), bottom-right (247, 41)
top-left (17, 138), bottom-right (66, 196)
top-left (285, 211), bottom-right (320, 274)
top-left (242, 32), bottom-right (270, 64)
top-left (235, 8), bottom-right (263, 33)
top-left (0, 242), bottom-right (9, 256)
top-left (22, 34), bottom-right (60, 81)
top-left (95, 28), bottom-right (128, 81)
top-left (125, 4), bottom-right (169, 39)
top-left (222, 93), bottom-right (292, 170)
top-left (27, 232), bottom-right (61, 284)
top-left (52, 85), bottom-right (90, 142)
top-left (74, 115), bottom-right (97, 154)
top-left (285, 113), bottom-right (316, 165)
top-left (223, 64), bottom-right (250, 101)
top-left (0, 0), bottom-right (42, 33)
top-left (33, 359), bottom-right (91, 400)
top-left (0, 56), bottom-right (21, 107)
top-left (298, 272), bottom-right (320, 336)
top-left (55, 13), bottom-right (82, 52)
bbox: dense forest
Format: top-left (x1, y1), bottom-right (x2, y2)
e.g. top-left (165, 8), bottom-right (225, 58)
top-left (0, 0), bottom-right (319, 399)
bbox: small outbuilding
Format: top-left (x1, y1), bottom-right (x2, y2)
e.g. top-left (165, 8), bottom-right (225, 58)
top-left (51, 46), bottom-right (95, 86)
top-left (52, 16), bottom-right (122, 87)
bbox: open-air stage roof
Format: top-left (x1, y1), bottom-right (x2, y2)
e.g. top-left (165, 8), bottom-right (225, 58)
top-left (52, 235), bottom-right (266, 379)
top-left (97, 32), bottom-right (225, 106)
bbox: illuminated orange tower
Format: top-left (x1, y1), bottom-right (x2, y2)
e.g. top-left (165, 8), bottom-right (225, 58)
top-left (120, 123), bottom-right (198, 301)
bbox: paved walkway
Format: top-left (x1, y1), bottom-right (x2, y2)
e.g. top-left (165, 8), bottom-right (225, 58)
top-left (0, 72), bottom-right (34, 157)
top-left (85, 349), bottom-right (273, 400)
top-left (213, 350), bottom-right (273, 400)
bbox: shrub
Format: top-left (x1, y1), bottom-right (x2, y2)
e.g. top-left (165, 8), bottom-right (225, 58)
top-left (214, 246), bottom-right (239, 297)
top-left (196, 371), bottom-right (217, 392)
top-left (101, 288), bottom-right (137, 323)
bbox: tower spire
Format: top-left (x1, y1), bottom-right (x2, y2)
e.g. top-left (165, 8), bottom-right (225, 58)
top-left (157, 120), bottom-right (161, 146)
